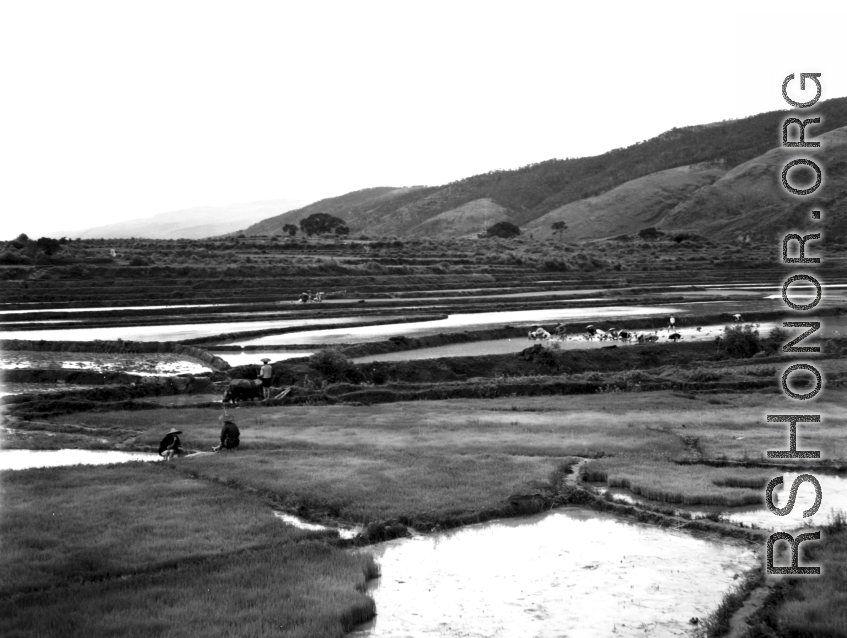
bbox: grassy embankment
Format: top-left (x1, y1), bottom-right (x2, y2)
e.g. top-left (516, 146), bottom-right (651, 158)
top-left (0, 463), bottom-right (376, 638)
top-left (35, 388), bottom-right (847, 520)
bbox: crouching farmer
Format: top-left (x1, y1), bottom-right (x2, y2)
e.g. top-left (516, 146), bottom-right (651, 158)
top-left (159, 428), bottom-right (183, 461)
top-left (213, 417), bottom-right (240, 452)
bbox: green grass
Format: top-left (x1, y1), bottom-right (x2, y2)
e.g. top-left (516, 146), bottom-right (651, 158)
top-left (0, 541), bottom-right (377, 638)
top-left (776, 520), bottom-right (847, 637)
top-left (179, 449), bottom-right (557, 524)
top-left (0, 462), bottom-right (324, 595)
top-left (582, 457), bottom-right (772, 506)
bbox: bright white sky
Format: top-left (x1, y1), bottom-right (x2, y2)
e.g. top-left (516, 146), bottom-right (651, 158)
top-left (2, 0), bottom-right (846, 239)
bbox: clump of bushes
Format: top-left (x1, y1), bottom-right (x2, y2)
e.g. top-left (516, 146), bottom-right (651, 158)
top-left (308, 349), bottom-right (355, 383)
top-left (720, 325), bottom-right (761, 358)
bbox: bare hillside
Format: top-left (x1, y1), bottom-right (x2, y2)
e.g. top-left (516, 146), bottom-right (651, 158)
top-left (526, 163), bottom-right (727, 240)
top-left (659, 126), bottom-right (847, 241)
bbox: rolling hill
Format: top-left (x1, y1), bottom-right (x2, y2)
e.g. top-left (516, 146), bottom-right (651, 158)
top-left (238, 97), bottom-right (847, 242)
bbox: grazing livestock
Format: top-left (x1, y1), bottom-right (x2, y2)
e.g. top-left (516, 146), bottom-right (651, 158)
top-left (732, 314), bottom-right (743, 322)
top-left (223, 379), bottom-right (288, 403)
top-left (585, 325), bottom-right (597, 340)
top-left (668, 333), bottom-right (682, 342)
top-left (617, 330), bottom-right (633, 342)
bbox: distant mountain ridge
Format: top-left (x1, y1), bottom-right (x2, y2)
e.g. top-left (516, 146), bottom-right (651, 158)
top-left (240, 97), bottom-right (847, 241)
top-left (54, 198), bottom-right (305, 240)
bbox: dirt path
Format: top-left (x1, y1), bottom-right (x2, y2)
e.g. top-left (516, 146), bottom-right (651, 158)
top-left (725, 581), bottom-right (775, 638)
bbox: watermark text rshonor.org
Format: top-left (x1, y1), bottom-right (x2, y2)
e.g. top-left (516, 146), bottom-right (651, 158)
top-left (766, 72), bottom-right (825, 576)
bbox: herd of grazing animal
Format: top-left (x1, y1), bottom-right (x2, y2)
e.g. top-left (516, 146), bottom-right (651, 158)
top-left (527, 314), bottom-right (747, 345)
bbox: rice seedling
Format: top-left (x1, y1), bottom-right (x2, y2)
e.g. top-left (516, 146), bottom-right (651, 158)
top-left (0, 541), bottom-right (377, 638)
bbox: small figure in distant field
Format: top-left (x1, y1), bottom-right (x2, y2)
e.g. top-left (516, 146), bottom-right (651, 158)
top-left (213, 416), bottom-right (240, 452)
top-left (528, 326), bottom-right (551, 340)
top-left (313, 291), bottom-right (325, 302)
top-left (668, 315), bottom-right (676, 332)
top-left (259, 358), bottom-right (274, 401)
top-left (158, 428), bottom-right (183, 461)
top-left (298, 292), bottom-right (309, 303)
top-left (732, 313), bottom-right (743, 322)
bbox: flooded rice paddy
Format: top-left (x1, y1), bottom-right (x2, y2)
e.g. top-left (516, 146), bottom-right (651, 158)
top-left (212, 350), bottom-right (314, 365)
top-left (232, 306), bottom-right (682, 346)
top-left (725, 472), bottom-right (847, 531)
top-left (0, 351), bottom-right (211, 376)
top-left (0, 315), bottom-right (400, 343)
top-left (351, 508), bottom-right (758, 638)
top-left (352, 317), bottom-right (847, 362)
top-left (597, 472), bottom-right (847, 532)
top-left (0, 449), bottom-right (162, 471)
top-left (273, 511), bottom-right (360, 540)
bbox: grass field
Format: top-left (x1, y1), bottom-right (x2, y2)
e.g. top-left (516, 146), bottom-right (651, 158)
top-left (4, 382), bottom-right (847, 635)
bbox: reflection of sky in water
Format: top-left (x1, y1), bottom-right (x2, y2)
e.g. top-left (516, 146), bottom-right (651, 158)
top-left (725, 473), bottom-right (847, 531)
top-left (351, 508), bottom-right (758, 638)
top-left (0, 449), bottom-right (161, 471)
top-left (0, 303), bottom-right (229, 314)
top-left (213, 351), bottom-right (314, 365)
top-left (273, 511), bottom-right (359, 539)
top-left (0, 315), bottom-right (389, 343)
top-left (236, 306), bottom-right (682, 346)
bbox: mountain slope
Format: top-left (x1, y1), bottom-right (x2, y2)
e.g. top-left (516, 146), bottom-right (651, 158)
top-left (658, 126), bottom-right (847, 241)
top-left (239, 187), bottom-right (434, 236)
top-left (525, 162), bottom-right (727, 240)
top-left (406, 198), bottom-right (516, 237)
top-left (232, 97), bottom-right (847, 240)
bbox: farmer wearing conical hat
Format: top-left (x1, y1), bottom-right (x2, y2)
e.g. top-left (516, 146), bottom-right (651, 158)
top-left (259, 358), bottom-right (274, 401)
top-left (213, 414), bottom-right (241, 452)
top-left (158, 428), bottom-right (183, 461)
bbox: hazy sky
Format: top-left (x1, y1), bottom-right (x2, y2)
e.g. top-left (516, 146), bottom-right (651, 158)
top-left (2, 0), bottom-right (846, 239)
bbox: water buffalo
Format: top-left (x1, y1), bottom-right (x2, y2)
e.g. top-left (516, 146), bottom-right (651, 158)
top-left (222, 379), bottom-right (289, 403)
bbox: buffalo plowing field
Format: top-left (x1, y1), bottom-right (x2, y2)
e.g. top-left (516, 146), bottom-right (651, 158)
top-left (2, 235), bottom-right (847, 637)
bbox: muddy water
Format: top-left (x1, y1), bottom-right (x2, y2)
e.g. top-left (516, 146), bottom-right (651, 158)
top-left (0, 303), bottom-right (231, 314)
top-left (0, 315), bottom-right (393, 343)
top-left (273, 511), bottom-right (360, 539)
top-left (725, 472), bottom-right (847, 531)
top-left (352, 317), bottom-right (847, 362)
top-left (213, 351), bottom-right (314, 365)
top-left (0, 352), bottom-right (211, 376)
top-left (0, 449), bottom-right (161, 471)
top-left (351, 509), bottom-right (758, 638)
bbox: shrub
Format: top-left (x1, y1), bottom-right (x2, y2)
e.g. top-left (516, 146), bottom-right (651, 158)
top-left (484, 221), bottom-right (521, 239)
top-left (309, 349), bottom-right (354, 383)
top-left (721, 325), bottom-right (761, 358)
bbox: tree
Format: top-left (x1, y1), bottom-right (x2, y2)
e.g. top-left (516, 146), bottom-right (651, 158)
top-left (551, 221), bottom-right (568, 241)
top-left (36, 237), bottom-right (62, 256)
top-left (485, 221), bottom-right (521, 239)
top-left (299, 213), bottom-right (349, 236)
top-left (282, 224), bottom-right (298, 237)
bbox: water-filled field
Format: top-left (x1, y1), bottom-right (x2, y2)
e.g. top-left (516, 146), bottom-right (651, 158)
top-left (351, 508), bottom-right (758, 638)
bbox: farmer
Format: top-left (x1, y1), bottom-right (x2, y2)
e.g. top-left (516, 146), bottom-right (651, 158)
top-left (259, 358), bottom-right (274, 401)
top-left (158, 428), bottom-right (183, 461)
top-left (213, 416), bottom-right (240, 452)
